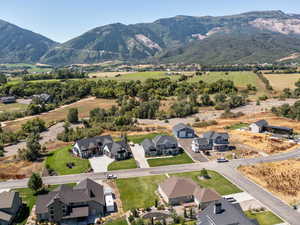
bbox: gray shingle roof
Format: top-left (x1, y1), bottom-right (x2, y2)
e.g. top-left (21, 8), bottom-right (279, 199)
top-left (76, 135), bottom-right (113, 151)
top-left (36, 178), bottom-right (105, 214)
top-left (203, 131), bottom-right (229, 140)
top-left (193, 138), bottom-right (209, 146)
top-left (253, 120), bottom-right (268, 128)
top-left (0, 211), bottom-right (12, 222)
top-left (197, 198), bottom-right (257, 225)
top-left (172, 123), bottom-right (193, 132)
top-left (141, 138), bottom-right (155, 151)
top-left (153, 135), bottom-right (177, 146)
top-left (0, 191), bottom-right (17, 209)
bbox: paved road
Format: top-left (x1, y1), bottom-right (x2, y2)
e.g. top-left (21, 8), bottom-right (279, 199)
top-left (2, 148), bottom-right (300, 224)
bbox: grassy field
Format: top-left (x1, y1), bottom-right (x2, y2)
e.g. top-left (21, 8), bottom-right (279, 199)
top-left (4, 97), bottom-right (116, 131)
top-left (189, 71), bottom-right (258, 88)
top-left (116, 175), bottom-right (166, 211)
top-left (104, 218), bottom-right (128, 225)
top-left (1, 63), bottom-right (52, 73)
top-left (0, 103), bottom-right (27, 112)
top-left (245, 211), bottom-right (283, 225)
top-left (225, 122), bottom-right (249, 130)
top-left (96, 71), bottom-right (181, 82)
top-left (147, 152), bottom-right (194, 167)
top-left (45, 146), bottom-right (91, 175)
top-left (264, 73), bottom-right (300, 91)
top-left (128, 133), bottom-right (169, 144)
top-left (108, 159), bottom-right (137, 171)
top-left (171, 170), bottom-right (242, 195)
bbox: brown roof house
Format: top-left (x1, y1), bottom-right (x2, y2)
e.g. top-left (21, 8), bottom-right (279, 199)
top-left (36, 178), bottom-right (106, 224)
top-left (158, 177), bottom-right (221, 209)
top-left (0, 191), bottom-right (22, 225)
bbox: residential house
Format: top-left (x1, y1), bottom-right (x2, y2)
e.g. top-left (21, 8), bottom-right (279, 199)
top-left (0, 191), bottom-right (22, 225)
top-left (36, 178), bottom-right (106, 224)
top-left (141, 135), bottom-right (180, 156)
top-left (192, 138), bottom-right (211, 152)
top-left (0, 97), bottom-right (16, 104)
top-left (197, 198), bottom-right (258, 225)
top-left (202, 131), bottom-right (230, 151)
top-left (158, 177), bottom-right (221, 208)
top-left (32, 93), bottom-right (51, 103)
top-left (173, 123), bottom-right (195, 138)
top-left (72, 135), bottom-right (131, 160)
top-left (250, 120), bottom-right (293, 135)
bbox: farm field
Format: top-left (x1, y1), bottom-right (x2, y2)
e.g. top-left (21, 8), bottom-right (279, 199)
top-left (264, 73), bottom-right (300, 91)
top-left (1, 63), bottom-right (52, 73)
top-left (171, 170), bottom-right (242, 195)
top-left (3, 97), bottom-right (116, 131)
top-left (245, 211), bottom-right (283, 225)
top-left (89, 71), bottom-right (133, 78)
top-left (116, 175), bottom-right (166, 211)
top-left (95, 71), bottom-right (181, 82)
top-left (108, 158), bottom-right (137, 171)
top-left (147, 152), bottom-right (194, 167)
top-left (45, 146), bottom-right (91, 175)
top-left (239, 159), bottom-right (300, 205)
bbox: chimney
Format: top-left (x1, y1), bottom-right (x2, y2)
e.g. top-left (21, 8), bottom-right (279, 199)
top-left (214, 202), bottom-right (223, 214)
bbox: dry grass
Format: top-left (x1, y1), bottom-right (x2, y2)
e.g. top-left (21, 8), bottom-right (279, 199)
top-left (4, 97), bottom-right (116, 131)
top-left (239, 160), bottom-right (300, 204)
top-left (264, 73), bottom-right (300, 91)
top-left (88, 71), bottom-right (132, 78)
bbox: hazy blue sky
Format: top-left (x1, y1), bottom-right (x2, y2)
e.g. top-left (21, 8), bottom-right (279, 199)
top-left (1, 0), bottom-right (300, 42)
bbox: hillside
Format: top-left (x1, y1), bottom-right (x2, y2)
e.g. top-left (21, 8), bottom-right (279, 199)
top-left (0, 19), bottom-right (57, 63)
top-left (40, 10), bottom-right (300, 65)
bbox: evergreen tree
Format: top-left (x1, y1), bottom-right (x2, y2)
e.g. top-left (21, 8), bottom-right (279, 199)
top-left (67, 108), bottom-right (79, 123)
top-left (28, 173), bottom-right (43, 192)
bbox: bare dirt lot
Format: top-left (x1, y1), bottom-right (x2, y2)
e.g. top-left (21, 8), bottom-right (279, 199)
top-left (3, 97), bottom-right (116, 131)
top-left (239, 159), bottom-right (300, 205)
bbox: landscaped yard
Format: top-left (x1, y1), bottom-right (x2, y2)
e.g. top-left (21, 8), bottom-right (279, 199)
top-left (45, 146), bottom-right (91, 175)
top-left (225, 122), bottom-right (249, 130)
top-left (104, 218), bottom-right (128, 225)
top-left (116, 175), bottom-right (166, 211)
top-left (128, 133), bottom-right (169, 144)
top-left (108, 158), bottom-right (137, 171)
top-left (245, 211), bottom-right (283, 225)
top-left (147, 152), bottom-right (194, 167)
top-left (171, 170), bottom-right (242, 195)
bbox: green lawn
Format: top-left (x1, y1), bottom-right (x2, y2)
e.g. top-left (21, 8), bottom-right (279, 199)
top-left (127, 133), bottom-right (169, 144)
top-left (245, 211), bottom-right (283, 225)
top-left (105, 218), bottom-right (128, 225)
top-left (116, 175), bottom-right (166, 211)
top-left (189, 71), bottom-right (258, 88)
top-left (98, 71), bottom-right (181, 82)
top-left (108, 159), bottom-right (137, 171)
top-left (147, 152), bottom-right (194, 167)
top-left (171, 170), bottom-right (242, 195)
top-left (45, 146), bottom-right (91, 175)
top-left (225, 122), bottom-right (249, 130)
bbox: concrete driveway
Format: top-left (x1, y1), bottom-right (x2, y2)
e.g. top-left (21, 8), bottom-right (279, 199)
top-left (178, 138), bottom-right (208, 162)
top-left (130, 144), bottom-right (149, 168)
top-left (89, 156), bottom-right (114, 173)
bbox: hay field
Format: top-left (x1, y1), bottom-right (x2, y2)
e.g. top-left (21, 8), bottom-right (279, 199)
top-left (264, 73), bottom-right (300, 91)
top-left (4, 97), bottom-right (116, 131)
top-left (239, 159), bottom-right (300, 204)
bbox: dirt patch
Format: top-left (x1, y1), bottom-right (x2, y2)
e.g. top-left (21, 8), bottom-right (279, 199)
top-left (239, 159), bottom-right (300, 205)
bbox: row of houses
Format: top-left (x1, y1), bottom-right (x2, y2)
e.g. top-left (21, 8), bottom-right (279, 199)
top-left (0, 93), bottom-right (51, 104)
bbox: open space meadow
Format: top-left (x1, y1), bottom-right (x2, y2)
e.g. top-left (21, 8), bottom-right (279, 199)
top-left (264, 73), bottom-right (300, 91)
top-left (0, 102), bottom-right (27, 113)
top-left (3, 97), bottom-right (116, 131)
top-left (1, 63), bottom-right (52, 73)
top-left (115, 170), bottom-right (241, 211)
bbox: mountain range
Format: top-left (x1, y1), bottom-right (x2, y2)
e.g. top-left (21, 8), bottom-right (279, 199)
top-left (3, 10), bottom-right (300, 65)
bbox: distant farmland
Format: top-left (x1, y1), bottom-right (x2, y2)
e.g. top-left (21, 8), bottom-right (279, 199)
top-left (264, 73), bottom-right (300, 91)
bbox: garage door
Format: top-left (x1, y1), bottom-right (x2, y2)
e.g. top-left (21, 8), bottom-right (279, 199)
top-left (179, 131), bottom-right (186, 138)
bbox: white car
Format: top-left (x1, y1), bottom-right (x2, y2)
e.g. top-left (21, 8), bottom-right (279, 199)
top-left (217, 158), bottom-right (229, 163)
top-left (107, 174), bottom-right (118, 179)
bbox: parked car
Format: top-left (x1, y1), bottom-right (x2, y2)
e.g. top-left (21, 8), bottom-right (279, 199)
top-left (217, 158), bottom-right (229, 163)
top-left (107, 174), bottom-right (117, 179)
